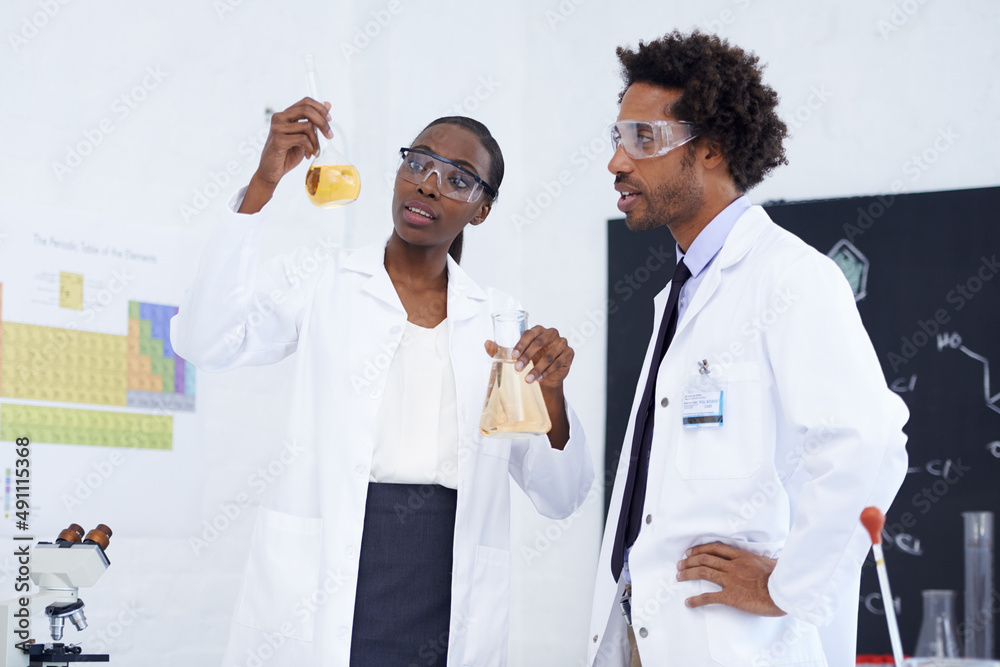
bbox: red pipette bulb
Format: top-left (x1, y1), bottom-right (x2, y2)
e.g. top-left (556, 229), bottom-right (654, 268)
top-left (861, 506), bottom-right (885, 545)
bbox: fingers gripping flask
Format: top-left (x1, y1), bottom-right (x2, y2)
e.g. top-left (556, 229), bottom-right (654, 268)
top-left (303, 54), bottom-right (361, 208)
top-left (479, 311), bottom-right (552, 438)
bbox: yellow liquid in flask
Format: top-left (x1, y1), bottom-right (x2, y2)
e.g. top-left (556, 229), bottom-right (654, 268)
top-left (305, 164), bottom-right (361, 208)
top-left (479, 360), bottom-right (552, 438)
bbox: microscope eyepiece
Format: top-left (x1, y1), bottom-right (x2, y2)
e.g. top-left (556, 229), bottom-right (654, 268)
top-left (83, 524), bottom-right (112, 552)
top-left (56, 524), bottom-right (85, 544)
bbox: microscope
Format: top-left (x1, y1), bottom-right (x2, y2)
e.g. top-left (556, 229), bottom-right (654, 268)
top-left (1, 524), bottom-right (113, 666)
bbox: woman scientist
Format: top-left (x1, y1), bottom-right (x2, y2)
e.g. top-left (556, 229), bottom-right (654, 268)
top-left (170, 97), bottom-right (594, 667)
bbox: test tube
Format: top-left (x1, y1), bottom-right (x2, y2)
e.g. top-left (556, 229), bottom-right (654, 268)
top-left (963, 511), bottom-right (994, 658)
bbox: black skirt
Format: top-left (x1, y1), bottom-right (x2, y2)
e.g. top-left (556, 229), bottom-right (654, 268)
top-left (349, 482), bottom-right (458, 667)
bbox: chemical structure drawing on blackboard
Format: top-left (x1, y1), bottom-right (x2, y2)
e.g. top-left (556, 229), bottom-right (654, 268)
top-left (937, 332), bottom-right (1000, 416)
top-left (957, 345), bottom-right (1000, 416)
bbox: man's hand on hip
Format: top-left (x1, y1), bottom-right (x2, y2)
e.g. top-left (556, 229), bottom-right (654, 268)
top-left (676, 541), bottom-right (787, 617)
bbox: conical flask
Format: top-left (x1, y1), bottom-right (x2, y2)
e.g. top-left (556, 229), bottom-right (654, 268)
top-left (914, 589), bottom-right (960, 658)
top-left (303, 54), bottom-right (360, 208)
top-left (479, 311), bottom-right (552, 438)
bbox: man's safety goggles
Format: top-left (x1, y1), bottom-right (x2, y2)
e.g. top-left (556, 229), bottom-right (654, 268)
top-left (609, 120), bottom-right (698, 160)
top-left (396, 148), bottom-right (497, 203)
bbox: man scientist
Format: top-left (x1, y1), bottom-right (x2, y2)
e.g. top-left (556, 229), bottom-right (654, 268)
top-left (588, 31), bottom-right (909, 667)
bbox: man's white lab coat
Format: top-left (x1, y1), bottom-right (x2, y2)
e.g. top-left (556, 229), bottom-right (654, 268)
top-left (588, 206), bottom-right (908, 667)
top-left (170, 205), bottom-right (594, 667)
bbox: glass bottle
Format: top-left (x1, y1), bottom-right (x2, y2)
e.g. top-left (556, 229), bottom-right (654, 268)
top-left (303, 54), bottom-right (360, 208)
top-left (914, 589), bottom-right (960, 658)
top-left (964, 511), bottom-right (995, 659)
top-left (479, 311), bottom-right (552, 438)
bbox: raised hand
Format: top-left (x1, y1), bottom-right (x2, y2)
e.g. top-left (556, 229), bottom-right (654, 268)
top-left (239, 97), bottom-right (333, 214)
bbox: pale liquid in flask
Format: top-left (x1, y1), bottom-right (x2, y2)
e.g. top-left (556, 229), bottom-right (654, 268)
top-left (479, 359), bottom-right (552, 438)
top-left (305, 164), bottom-right (362, 208)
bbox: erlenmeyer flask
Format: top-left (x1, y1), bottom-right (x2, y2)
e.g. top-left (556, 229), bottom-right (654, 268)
top-left (914, 589), bottom-right (961, 658)
top-left (479, 311), bottom-right (552, 438)
top-left (303, 54), bottom-right (360, 208)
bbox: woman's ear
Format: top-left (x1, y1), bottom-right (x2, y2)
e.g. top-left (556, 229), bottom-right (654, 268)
top-left (469, 200), bottom-right (492, 226)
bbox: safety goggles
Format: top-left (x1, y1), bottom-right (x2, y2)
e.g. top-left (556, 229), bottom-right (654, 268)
top-left (609, 120), bottom-right (698, 160)
top-left (396, 148), bottom-right (497, 203)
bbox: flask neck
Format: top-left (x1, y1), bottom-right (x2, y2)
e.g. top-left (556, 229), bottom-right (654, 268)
top-left (493, 344), bottom-right (517, 361)
top-left (311, 141), bottom-right (350, 166)
top-left (492, 312), bottom-right (527, 359)
top-left (921, 590), bottom-right (956, 616)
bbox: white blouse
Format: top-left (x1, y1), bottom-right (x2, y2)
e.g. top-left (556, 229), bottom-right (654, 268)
top-left (369, 319), bottom-right (461, 489)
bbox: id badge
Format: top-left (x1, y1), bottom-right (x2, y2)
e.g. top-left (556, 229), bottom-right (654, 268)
top-left (682, 359), bottom-right (725, 429)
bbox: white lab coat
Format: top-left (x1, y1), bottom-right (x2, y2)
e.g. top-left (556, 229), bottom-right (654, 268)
top-left (588, 206), bottom-right (908, 667)
top-left (170, 203), bottom-right (594, 667)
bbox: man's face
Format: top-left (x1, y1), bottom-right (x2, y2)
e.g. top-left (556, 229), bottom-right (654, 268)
top-left (609, 83), bottom-right (704, 233)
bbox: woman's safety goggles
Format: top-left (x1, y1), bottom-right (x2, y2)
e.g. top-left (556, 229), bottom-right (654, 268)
top-left (609, 120), bottom-right (698, 160)
top-left (396, 148), bottom-right (497, 203)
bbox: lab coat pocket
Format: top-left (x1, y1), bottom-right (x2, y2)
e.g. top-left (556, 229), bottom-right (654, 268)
top-left (676, 362), bottom-right (764, 480)
top-left (704, 600), bottom-right (825, 666)
top-left (701, 538), bottom-right (825, 666)
top-left (463, 545), bottom-right (511, 667)
top-left (234, 507), bottom-right (323, 642)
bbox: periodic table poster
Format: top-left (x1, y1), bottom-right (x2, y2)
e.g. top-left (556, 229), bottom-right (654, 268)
top-left (0, 201), bottom-right (204, 538)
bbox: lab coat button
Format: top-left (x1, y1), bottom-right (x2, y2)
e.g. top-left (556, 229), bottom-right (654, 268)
top-left (660, 397), bottom-right (669, 407)
top-left (337, 626), bottom-right (349, 640)
top-left (346, 545), bottom-right (357, 558)
top-left (390, 325), bottom-right (401, 334)
top-left (638, 627), bottom-right (648, 638)
top-left (369, 388), bottom-right (381, 399)
top-left (592, 635), bottom-right (599, 643)
top-left (353, 464), bottom-right (366, 478)
top-left (645, 514), bottom-right (652, 524)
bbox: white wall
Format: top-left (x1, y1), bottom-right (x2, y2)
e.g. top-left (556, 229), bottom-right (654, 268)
top-left (1, 0), bottom-right (997, 665)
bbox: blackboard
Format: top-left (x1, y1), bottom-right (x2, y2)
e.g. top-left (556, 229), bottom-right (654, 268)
top-left (604, 186), bottom-right (1000, 656)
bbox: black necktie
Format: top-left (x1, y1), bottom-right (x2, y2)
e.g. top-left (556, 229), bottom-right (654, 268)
top-left (611, 259), bottom-right (692, 580)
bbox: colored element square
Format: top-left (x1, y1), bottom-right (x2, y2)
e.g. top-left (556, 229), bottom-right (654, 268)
top-left (59, 272), bottom-right (84, 310)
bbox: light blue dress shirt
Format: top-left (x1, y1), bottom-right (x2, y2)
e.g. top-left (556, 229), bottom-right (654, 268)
top-left (676, 195), bottom-right (751, 322)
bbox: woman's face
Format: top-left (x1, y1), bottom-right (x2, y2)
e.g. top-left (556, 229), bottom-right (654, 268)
top-left (390, 124), bottom-right (493, 252)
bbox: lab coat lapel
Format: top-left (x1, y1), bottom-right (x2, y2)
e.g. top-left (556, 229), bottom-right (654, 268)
top-left (341, 240), bottom-right (488, 318)
top-left (341, 239), bottom-right (406, 313)
top-left (674, 206), bottom-right (769, 338)
top-left (445, 254), bottom-right (488, 322)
